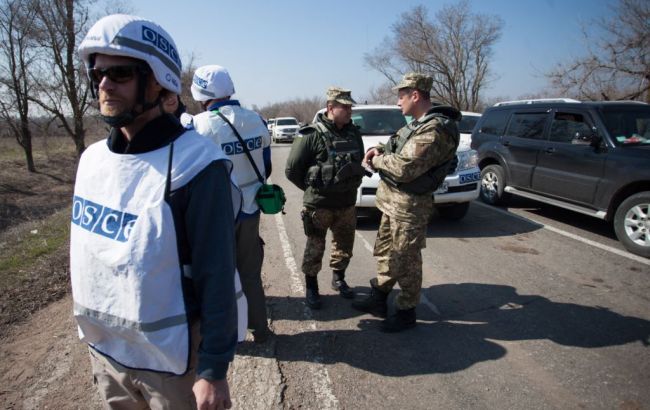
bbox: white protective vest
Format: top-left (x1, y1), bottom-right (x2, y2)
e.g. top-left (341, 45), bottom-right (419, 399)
top-left (192, 105), bottom-right (271, 215)
top-left (70, 131), bottom-right (246, 375)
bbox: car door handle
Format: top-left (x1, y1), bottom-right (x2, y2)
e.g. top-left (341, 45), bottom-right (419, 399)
top-left (544, 147), bottom-right (556, 154)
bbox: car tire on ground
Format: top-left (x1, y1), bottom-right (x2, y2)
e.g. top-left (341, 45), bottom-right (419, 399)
top-left (613, 191), bottom-right (650, 258)
top-left (437, 202), bottom-right (470, 220)
top-left (480, 164), bottom-right (507, 205)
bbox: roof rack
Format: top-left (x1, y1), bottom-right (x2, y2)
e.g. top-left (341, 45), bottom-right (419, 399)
top-left (493, 98), bottom-right (581, 106)
top-left (587, 100), bottom-right (648, 105)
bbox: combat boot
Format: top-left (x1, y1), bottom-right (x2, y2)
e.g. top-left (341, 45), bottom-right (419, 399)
top-left (351, 280), bottom-right (388, 318)
top-left (381, 308), bottom-right (416, 333)
top-left (305, 275), bottom-right (321, 310)
top-left (331, 270), bottom-right (355, 299)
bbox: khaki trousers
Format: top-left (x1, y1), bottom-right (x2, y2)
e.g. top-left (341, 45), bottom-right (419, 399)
top-left (374, 213), bottom-right (427, 310)
top-left (89, 323), bottom-right (200, 410)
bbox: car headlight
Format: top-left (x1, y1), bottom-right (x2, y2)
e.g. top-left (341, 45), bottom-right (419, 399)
top-left (456, 149), bottom-right (478, 171)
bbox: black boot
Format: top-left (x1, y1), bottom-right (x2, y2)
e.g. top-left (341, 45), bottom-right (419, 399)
top-left (381, 308), bottom-right (416, 333)
top-left (305, 275), bottom-right (321, 310)
top-left (331, 270), bottom-right (355, 299)
top-left (351, 280), bottom-right (388, 318)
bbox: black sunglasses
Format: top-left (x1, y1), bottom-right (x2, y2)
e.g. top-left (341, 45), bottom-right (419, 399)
top-left (88, 65), bottom-right (148, 84)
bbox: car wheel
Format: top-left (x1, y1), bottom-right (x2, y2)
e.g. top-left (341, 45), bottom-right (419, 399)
top-left (613, 191), bottom-right (650, 258)
top-left (437, 202), bottom-right (470, 220)
top-left (480, 164), bottom-right (507, 205)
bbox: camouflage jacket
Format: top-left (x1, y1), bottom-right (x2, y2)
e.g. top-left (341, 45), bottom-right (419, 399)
top-left (285, 113), bottom-right (364, 208)
top-left (371, 106), bottom-right (460, 223)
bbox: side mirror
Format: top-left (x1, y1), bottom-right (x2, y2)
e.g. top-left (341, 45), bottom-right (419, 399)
top-left (589, 127), bottom-right (603, 149)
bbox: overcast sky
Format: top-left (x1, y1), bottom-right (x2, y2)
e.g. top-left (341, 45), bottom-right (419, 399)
top-left (119, 0), bottom-right (614, 107)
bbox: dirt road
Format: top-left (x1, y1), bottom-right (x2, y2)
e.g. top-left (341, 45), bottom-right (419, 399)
top-left (0, 279), bottom-right (285, 410)
top-left (0, 296), bottom-right (100, 409)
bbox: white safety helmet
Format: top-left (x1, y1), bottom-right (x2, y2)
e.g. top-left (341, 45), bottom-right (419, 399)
top-left (191, 65), bottom-right (235, 102)
top-left (78, 14), bottom-right (181, 94)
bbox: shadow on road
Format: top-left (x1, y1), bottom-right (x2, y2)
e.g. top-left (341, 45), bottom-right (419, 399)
top-left (354, 203), bottom-right (543, 239)
top-left (240, 283), bottom-right (650, 376)
top-left (503, 196), bottom-right (618, 241)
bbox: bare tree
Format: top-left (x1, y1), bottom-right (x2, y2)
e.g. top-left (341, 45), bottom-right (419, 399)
top-left (364, 83), bottom-right (396, 105)
top-left (547, 0), bottom-right (650, 102)
top-left (27, 0), bottom-right (95, 157)
top-left (0, 0), bottom-right (38, 171)
top-left (179, 52), bottom-right (203, 115)
top-left (257, 97), bottom-right (325, 124)
top-left (364, 1), bottom-right (502, 111)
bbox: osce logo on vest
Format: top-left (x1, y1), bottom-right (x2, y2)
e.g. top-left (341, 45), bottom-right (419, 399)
top-left (221, 136), bottom-right (262, 156)
top-left (71, 196), bottom-right (138, 242)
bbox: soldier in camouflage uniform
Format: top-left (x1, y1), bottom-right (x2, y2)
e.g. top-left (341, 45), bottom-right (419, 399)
top-left (351, 73), bottom-right (460, 332)
top-left (285, 87), bottom-right (366, 309)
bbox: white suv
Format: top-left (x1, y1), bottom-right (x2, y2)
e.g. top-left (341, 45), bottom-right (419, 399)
top-left (272, 117), bottom-right (300, 143)
top-left (314, 105), bottom-right (481, 220)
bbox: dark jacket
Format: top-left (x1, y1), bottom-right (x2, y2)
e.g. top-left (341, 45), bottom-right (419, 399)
top-left (285, 113), bottom-right (364, 208)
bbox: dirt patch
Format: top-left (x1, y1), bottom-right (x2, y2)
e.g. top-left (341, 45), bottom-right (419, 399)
top-left (0, 143), bottom-right (76, 232)
top-left (498, 243), bottom-right (540, 255)
top-left (0, 232), bottom-right (71, 331)
top-left (0, 137), bottom-right (93, 408)
top-left (0, 138), bottom-right (77, 334)
top-left (0, 297), bottom-right (101, 410)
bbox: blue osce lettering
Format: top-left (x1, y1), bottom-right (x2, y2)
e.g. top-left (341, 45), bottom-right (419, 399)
top-left (71, 195), bottom-right (138, 242)
top-left (141, 26), bottom-right (181, 68)
top-left (221, 136), bottom-right (262, 156)
top-left (459, 171), bottom-right (481, 184)
top-left (192, 74), bottom-right (208, 89)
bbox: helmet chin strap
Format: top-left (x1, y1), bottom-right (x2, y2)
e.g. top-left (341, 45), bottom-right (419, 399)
top-left (101, 111), bottom-right (137, 128)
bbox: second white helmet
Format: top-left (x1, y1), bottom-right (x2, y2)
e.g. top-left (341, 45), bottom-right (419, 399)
top-left (191, 65), bottom-right (235, 102)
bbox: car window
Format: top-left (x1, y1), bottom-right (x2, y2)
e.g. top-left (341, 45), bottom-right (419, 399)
top-left (479, 110), bottom-right (509, 135)
top-left (505, 112), bottom-right (548, 140)
top-left (276, 119), bottom-right (298, 126)
top-left (601, 107), bottom-right (650, 146)
top-left (549, 112), bottom-right (593, 144)
top-left (351, 109), bottom-right (407, 136)
top-left (458, 115), bottom-right (480, 133)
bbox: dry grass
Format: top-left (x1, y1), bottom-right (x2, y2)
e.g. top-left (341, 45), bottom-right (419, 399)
top-left (0, 136), bottom-right (81, 330)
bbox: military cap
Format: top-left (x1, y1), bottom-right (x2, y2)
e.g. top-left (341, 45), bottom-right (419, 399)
top-left (392, 72), bottom-right (433, 92)
top-left (326, 86), bottom-right (356, 105)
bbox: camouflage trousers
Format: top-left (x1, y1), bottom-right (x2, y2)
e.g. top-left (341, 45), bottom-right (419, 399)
top-left (373, 212), bottom-right (427, 310)
top-left (301, 205), bottom-right (356, 277)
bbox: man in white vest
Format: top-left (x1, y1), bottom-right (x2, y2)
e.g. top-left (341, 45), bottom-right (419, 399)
top-left (188, 65), bottom-right (273, 343)
top-left (73, 14), bottom-right (244, 409)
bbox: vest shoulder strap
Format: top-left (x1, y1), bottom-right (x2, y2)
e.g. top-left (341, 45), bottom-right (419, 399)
top-left (313, 122), bottom-right (336, 152)
top-left (394, 112), bottom-right (449, 155)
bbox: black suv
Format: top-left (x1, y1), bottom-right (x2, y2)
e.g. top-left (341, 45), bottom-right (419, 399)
top-left (470, 99), bottom-right (650, 257)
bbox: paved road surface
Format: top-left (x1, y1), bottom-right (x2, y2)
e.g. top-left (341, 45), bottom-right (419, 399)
top-left (1, 143), bottom-right (647, 410)
top-left (243, 143), bottom-right (649, 409)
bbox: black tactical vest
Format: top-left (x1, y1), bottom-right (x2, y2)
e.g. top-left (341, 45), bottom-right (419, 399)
top-left (305, 122), bottom-right (365, 194)
top-left (380, 109), bottom-right (459, 195)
